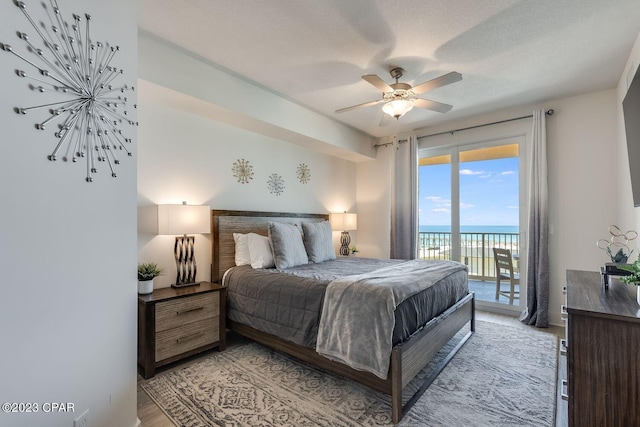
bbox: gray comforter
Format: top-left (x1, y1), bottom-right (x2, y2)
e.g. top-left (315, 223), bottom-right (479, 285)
top-left (223, 257), bottom-right (468, 378)
top-left (223, 258), bottom-right (402, 347)
top-left (315, 259), bottom-right (467, 379)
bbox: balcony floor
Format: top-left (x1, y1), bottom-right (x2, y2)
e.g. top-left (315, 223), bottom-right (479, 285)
top-left (469, 278), bottom-right (520, 306)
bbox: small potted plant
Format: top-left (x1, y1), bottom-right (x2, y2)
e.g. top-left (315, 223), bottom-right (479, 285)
top-left (618, 257), bottom-right (640, 305)
top-left (137, 262), bottom-right (163, 295)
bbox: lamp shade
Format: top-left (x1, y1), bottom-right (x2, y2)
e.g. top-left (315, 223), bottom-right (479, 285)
top-left (157, 204), bottom-right (210, 235)
top-left (382, 99), bottom-right (414, 119)
top-left (330, 212), bottom-right (357, 231)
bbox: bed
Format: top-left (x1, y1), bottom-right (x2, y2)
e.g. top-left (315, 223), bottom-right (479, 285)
top-left (211, 209), bottom-right (475, 423)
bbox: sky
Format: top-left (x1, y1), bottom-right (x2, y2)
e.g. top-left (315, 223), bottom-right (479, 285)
top-left (419, 156), bottom-right (519, 227)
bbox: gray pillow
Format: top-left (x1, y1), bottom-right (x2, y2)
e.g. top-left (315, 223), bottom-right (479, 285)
top-left (268, 222), bottom-right (309, 270)
top-left (302, 221), bottom-right (336, 263)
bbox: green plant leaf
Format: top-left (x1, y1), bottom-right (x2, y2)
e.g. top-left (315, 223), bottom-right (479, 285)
top-left (137, 262), bottom-right (163, 280)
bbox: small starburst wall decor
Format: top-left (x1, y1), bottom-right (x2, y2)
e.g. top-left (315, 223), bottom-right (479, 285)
top-left (1, 0), bottom-right (137, 182)
top-left (231, 158), bottom-right (253, 184)
top-left (296, 163), bottom-right (311, 184)
top-left (267, 173), bottom-right (285, 196)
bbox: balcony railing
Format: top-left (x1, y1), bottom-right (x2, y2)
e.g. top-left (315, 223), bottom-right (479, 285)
top-left (418, 231), bottom-right (519, 281)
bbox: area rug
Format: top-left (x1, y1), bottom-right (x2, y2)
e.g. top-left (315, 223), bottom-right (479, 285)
top-left (141, 320), bottom-right (557, 426)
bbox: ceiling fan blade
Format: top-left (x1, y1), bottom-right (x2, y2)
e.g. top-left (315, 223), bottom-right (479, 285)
top-left (335, 99), bottom-right (384, 113)
top-left (413, 98), bottom-right (453, 113)
top-left (411, 72), bottom-right (462, 95)
top-left (362, 74), bottom-right (394, 93)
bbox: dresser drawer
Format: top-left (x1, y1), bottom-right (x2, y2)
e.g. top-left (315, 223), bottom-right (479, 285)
top-left (155, 292), bottom-right (219, 332)
top-left (155, 318), bottom-right (219, 362)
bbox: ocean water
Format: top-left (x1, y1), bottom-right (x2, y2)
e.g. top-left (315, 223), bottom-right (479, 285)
top-left (420, 225), bottom-right (519, 234)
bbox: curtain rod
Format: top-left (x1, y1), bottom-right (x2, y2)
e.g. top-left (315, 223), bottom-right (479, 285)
top-left (374, 138), bottom-right (402, 149)
top-left (420, 108), bottom-right (554, 139)
top-left (374, 108), bottom-right (555, 148)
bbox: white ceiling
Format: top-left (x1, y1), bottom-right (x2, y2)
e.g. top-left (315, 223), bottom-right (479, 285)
top-left (138, 0), bottom-right (640, 138)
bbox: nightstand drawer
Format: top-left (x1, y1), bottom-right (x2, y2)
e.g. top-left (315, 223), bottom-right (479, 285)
top-left (155, 292), bottom-right (219, 332)
top-left (155, 319), bottom-right (219, 362)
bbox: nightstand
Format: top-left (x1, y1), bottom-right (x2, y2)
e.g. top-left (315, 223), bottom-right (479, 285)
top-left (137, 282), bottom-right (226, 379)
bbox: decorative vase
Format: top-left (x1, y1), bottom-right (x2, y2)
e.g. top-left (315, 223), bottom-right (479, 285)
top-left (637, 286), bottom-right (640, 306)
top-left (138, 279), bottom-right (154, 295)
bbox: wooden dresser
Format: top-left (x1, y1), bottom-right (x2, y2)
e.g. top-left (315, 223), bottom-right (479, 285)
top-left (564, 270), bottom-right (640, 427)
top-left (138, 282), bottom-right (226, 379)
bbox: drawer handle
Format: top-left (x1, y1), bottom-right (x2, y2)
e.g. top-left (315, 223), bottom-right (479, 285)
top-left (560, 304), bottom-right (568, 319)
top-left (560, 339), bottom-right (567, 355)
top-left (561, 379), bottom-right (568, 401)
top-left (177, 306), bottom-right (204, 316)
top-left (176, 332), bottom-right (204, 344)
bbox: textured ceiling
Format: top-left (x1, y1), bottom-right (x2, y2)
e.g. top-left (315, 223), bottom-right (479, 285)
top-left (138, 0), bottom-right (640, 138)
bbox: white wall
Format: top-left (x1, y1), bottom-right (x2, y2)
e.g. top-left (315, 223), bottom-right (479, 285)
top-left (0, 1), bottom-right (139, 427)
top-left (547, 90), bottom-right (619, 324)
top-left (356, 144), bottom-right (393, 258)
top-left (357, 90), bottom-right (621, 326)
top-left (137, 81), bottom-right (357, 288)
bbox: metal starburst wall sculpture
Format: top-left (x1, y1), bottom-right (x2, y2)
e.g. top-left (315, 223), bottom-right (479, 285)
top-left (267, 173), bottom-right (285, 196)
top-left (1, 0), bottom-right (137, 182)
top-left (296, 163), bottom-right (311, 184)
top-left (232, 158), bottom-right (254, 184)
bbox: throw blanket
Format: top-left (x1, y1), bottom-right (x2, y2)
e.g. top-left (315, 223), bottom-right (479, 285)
top-left (316, 259), bottom-right (467, 379)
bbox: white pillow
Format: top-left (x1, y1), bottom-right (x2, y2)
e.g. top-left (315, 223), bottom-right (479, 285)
top-left (247, 233), bottom-right (275, 269)
top-left (233, 233), bottom-right (251, 266)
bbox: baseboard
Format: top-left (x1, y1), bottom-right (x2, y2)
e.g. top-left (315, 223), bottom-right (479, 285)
top-left (133, 417), bottom-right (141, 427)
top-left (475, 301), bottom-right (520, 317)
top-left (477, 304), bottom-right (566, 329)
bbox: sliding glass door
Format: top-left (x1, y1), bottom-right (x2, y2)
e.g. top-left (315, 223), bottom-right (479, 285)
top-left (419, 138), bottom-right (524, 309)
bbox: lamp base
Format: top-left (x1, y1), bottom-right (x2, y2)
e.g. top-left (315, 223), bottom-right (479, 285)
top-left (174, 235), bottom-right (198, 285)
top-left (339, 231), bottom-right (351, 256)
top-left (171, 281), bottom-right (200, 289)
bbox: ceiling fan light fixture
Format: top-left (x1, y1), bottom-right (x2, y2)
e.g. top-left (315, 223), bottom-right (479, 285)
top-left (382, 99), bottom-right (414, 119)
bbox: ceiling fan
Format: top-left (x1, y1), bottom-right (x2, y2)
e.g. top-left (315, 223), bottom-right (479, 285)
top-left (335, 68), bottom-right (462, 121)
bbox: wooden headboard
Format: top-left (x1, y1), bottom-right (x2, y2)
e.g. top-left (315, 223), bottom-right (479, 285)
top-left (210, 210), bottom-right (329, 282)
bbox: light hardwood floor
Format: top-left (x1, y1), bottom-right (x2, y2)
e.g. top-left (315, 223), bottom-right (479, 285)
top-left (137, 311), bottom-right (565, 426)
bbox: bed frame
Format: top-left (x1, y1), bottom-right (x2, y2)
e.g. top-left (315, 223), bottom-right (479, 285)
top-left (211, 209), bottom-right (475, 424)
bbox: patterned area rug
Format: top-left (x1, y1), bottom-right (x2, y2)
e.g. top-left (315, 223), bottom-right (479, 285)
top-left (141, 320), bottom-right (557, 426)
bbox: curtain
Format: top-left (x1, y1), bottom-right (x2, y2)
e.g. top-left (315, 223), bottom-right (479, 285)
top-left (520, 110), bottom-right (550, 328)
top-left (390, 135), bottom-right (418, 260)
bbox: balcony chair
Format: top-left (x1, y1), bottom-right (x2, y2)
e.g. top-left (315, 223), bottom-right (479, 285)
top-left (493, 247), bottom-right (520, 304)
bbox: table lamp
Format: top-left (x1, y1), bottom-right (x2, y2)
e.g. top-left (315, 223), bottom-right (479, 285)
top-left (330, 212), bottom-right (357, 256)
top-left (157, 202), bottom-right (210, 287)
